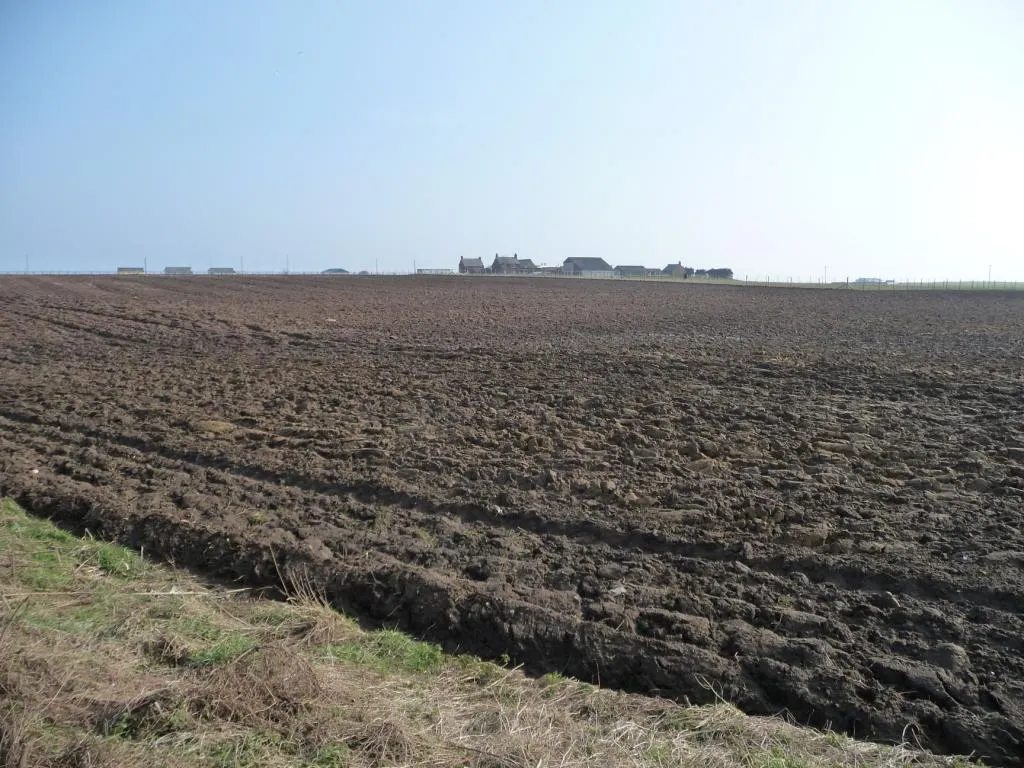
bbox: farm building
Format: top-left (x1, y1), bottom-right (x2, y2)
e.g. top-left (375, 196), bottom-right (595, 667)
top-left (488, 253), bottom-right (536, 274)
top-left (208, 267), bottom-right (236, 275)
top-left (615, 265), bottom-right (647, 277)
top-left (562, 257), bottom-right (614, 278)
top-left (322, 268), bottom-right (350, 275)
top-left (417, 268), bottom-right (453, 274)
top-left (164, 266), bottom-right (193, 275)
top-left (116, 267), bottom-right (145, 275)
top-left (662, 262), bottom-right (694, 278)
top-left (459, 257), bottom-right (486, 274)
top-left (491, 254), bottom-right (516, 274)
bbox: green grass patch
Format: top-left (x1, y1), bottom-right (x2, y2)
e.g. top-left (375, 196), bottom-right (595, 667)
top-left (205, 729), bottom-right (290, 768)
top-left (96, 541), bottom-right (144, 578)
top-left (305, 743), bottom-right (351, 767)
top-left (1, 497), bottom-right (145, 589)
top-left (189, 633), bottom-right (259, 667)
top-left (327, 627), bottom-right (444, 675)
top-left (169, 613), bottom-right (226, 641)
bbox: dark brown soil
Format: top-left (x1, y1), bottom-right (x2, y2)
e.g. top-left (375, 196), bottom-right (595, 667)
top-left (1, 275), bottom-right (1022, 764)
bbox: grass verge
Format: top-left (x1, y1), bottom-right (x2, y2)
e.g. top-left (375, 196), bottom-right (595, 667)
top-left (0, 497), bottom-right (981, 767)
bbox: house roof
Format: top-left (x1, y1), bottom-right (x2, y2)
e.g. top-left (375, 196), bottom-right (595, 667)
top-left (492, 255), bottom-right (518, 265)
top-left (516, 259), bottom-right (537, 269)
top-left (461, 257), bottom-right (485, 267)
top-left (663, 263), bottom-right (689, 274)
top-left (615, 265), bottom-right (647, 272)
top-left (564, 257), bottom-right (613, 271)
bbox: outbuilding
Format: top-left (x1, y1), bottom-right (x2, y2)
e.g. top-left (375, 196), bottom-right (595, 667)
top-left (562, 257), bottom-right (614, 278)
top-left (614, 265), bottom-right (647, 277)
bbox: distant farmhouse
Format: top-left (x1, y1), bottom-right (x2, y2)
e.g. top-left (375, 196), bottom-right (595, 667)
top-left (562, 257), bottom-right (614, 278)
top-left (208, 267), bottom-right (236, 275)
top-left (164, 266), bottom-right (193, 275)
top-left (459, 257), bottom-right (486, 274)
top-left (490, 253), bottom-right (537, 275)
top-left (662, 262), bottom-right (695, 278)
top-left (116, 266), bottom-right (145, 275)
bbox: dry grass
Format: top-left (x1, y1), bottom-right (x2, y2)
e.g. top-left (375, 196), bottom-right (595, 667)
top-left (0, 497), bottom-right (982, 768)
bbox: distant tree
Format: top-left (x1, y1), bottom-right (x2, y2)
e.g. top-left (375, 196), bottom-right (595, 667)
top-left (707, 268), bottom-right (734, 279)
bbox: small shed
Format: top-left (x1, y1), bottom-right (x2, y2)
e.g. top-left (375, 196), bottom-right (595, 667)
top-left (615, 265), bottom-right (647, 277)
top-left (116, 267), bottom-right (145, 275)
top-left (562, 257), bottom-right (614, 278)
top-left (208, 267), bottom-right (236, 275)
top-left (164, 266), bottom-right (193, 275)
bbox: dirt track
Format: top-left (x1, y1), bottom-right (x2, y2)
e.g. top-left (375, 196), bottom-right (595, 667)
top-left (1, 276), bottom-right (1022, 764)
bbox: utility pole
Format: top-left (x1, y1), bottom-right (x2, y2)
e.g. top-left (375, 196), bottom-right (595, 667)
top-left (25, 253), bottom-right (29, 273)
top-left (824, 264), bottom-right (828, 284)
top-left (988, 264), bottom-right (992, 286)
top-left (285, 254), bottom-right (289, 275)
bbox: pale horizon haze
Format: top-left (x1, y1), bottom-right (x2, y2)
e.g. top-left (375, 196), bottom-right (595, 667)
top-left (1, 1), bottom-right (1022, 280)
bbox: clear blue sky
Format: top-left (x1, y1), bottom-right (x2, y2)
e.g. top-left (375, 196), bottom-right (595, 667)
top-left (1, 1), bottom-right (1022, 279)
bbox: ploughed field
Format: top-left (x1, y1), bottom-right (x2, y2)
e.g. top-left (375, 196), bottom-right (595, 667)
top-left (1, 276), bottom-right (1022, 764)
